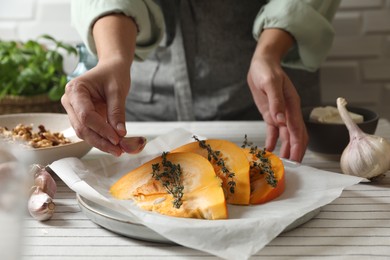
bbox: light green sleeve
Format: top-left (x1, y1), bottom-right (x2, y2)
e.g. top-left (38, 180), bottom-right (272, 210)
top-left (253, 0), bottom-right (341, 71)
top-left (71, 0), bottom-right (165, 61)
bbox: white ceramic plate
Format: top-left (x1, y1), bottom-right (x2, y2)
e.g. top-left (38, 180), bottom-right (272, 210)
top-left (74, 159), bottom-right (321, 244)
top-left (0, 113), bottom-right (92, 165)
top-left (77, 194), bottom-right (321, 244)
top-left (77, 194), bottom-right (172, 243)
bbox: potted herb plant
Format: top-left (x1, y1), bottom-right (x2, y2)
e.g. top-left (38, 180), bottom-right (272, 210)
top-left (0, 34), bottom-right (77, 114)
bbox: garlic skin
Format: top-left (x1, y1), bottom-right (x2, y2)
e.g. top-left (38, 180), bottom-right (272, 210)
top-left (340, 135), bottom-right (390, 178)
top-left (337, 97), bottom-right (390, 179)
top-left (34, 167), bottom-right (57, 198)
top-left (28, 186), bottom-right (55, 221)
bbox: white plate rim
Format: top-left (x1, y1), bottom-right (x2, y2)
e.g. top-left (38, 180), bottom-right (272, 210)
top-left (76, 194), bottom-right (321, 244)
top-left (76, 194), bottom-right (172, 244)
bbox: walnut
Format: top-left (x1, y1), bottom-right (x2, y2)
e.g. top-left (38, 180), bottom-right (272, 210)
top-left (0, 124), bottom-right (71, 149)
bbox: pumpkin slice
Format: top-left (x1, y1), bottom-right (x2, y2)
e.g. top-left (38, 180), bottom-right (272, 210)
top-left (242, 148), bottom-right (285, 205)
top-left (110, 152), bottom-right (227, 220)
top-left (172, 139), bottom-right (250, 205)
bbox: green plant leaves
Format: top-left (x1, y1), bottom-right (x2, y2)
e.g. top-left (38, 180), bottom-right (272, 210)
top-left (0, 35), bottom-right (77, 100)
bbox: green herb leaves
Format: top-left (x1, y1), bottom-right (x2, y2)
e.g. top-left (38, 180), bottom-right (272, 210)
top-left (193, 135), bottom-right (236, 194)
top-left (241, 135), bottom-right (277, 188)
top-left (151, 152), bottom-right (184, 209)
top-left (0, 34), bottom-right (77, 100)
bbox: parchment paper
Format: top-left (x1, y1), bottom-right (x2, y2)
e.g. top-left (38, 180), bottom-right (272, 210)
top-left (49, 128), bottom-right (363, 260)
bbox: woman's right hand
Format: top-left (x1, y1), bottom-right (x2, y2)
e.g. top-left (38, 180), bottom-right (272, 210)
top-left (61, 14), bottom-right (146, 156)
top-left (62, 56), bottom-right (138, 156)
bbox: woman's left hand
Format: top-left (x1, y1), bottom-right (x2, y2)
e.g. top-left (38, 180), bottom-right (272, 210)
top-left (247, 29), bottom-right (308, 162)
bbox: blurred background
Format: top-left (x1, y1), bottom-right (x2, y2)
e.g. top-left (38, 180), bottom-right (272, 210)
top-left (0, 0), bottom-right (389, 120)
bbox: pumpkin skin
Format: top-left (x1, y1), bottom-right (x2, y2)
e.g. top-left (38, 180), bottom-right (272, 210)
top-left (110, 152), bottom-right (227, 220)
top-left (172, 140), bottom-right (250, 205)
top-left (242, 149), bottom-right (285, 205)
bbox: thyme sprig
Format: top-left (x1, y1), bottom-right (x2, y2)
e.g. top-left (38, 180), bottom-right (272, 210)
top-left (241, 134), bottom-right (253, 149)
top-left (193, 136), bottom-right (236, 194)
top-left (151, 152), bottom-right (184, 209)
top-left (242, 135), bottom-right (277, 188)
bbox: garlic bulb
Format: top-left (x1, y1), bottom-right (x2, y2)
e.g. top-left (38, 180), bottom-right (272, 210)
top-left (28, 186), bottom-right (55, 221)
top-left (337, 97), bottom-right (390, 179)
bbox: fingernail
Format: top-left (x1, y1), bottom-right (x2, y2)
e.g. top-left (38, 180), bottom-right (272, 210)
top-left (116, 123), bottom-right (126, 136)
top-left (276, 113), bottom-right (286, 124)
top-left (108, 136), bottom-right (119, 145)
top-left (120, 136), bottom-right (147, 154)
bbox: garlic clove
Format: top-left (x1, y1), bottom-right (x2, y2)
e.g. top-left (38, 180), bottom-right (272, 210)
top-left (31, 165), bottom-right (57, 198)
top-left (28, 186), bottom-right (55, 221)
top-left (337, 97), bottom-right (390, 179)
top-left (120, 136), bottom-right (147, 154)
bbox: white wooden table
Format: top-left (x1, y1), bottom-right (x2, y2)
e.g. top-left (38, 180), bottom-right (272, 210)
top-left (22, 120), bottom-right (390, 259)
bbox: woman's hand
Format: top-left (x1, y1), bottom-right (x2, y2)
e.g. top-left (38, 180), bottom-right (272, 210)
top-left (247, 29), bottom-right (308, 162)
top-left (62, 57), bottom-right (139, 156)
top-left (61, 14), bottom-right (146, 156)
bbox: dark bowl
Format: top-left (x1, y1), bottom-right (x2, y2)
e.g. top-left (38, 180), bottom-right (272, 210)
top-left (302, 106), bottom-right (379, 155)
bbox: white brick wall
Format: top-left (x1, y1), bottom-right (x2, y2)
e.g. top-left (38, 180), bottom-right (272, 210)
top-left (0, 0), bottom-right (389, 120)
top-left (324, 0), bottom-right (390, 120)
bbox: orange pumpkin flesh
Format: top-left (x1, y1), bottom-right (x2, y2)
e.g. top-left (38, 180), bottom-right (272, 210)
top-left (172, 140), bottom-right (250, 205)
top-left (242, 148), bottom-right (285, 205)
top-left (110, 152), bottom-right (227, 220)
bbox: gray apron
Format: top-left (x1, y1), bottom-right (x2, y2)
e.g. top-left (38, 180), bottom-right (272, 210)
top-left (125, 0), bottom-right (320, 121)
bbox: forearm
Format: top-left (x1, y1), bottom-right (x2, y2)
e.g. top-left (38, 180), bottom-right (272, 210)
top-left (254, 28), bottom-right (294, 61)
top-left (252, 0), bottom-right (340, 71)
top-left (92, 13), bottom-right (137, 67)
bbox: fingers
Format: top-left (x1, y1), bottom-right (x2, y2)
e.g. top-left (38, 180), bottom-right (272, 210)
top-left (248, 61), bottom-right (287, 126)
top-left (248, 64), bottom-right (285, 154)
top-left (62, 91), bottom-right (123, 156)
top-left (247, 60), bottom-right (308, 162)
top-left (278, 126), bottom-right (291, 159)
top-left (283, 77), bottom-right (308, 162)
top-left (274, 78), bottom-right (307, 162)
top-left (65, 80), bottom-right (121, 141)
top-left (265, 124), bottom-right (278, 152)
top-left (261, 75), bottom-right (286, 126)
top-left (105, 83), bottom-right (127, 138)
top-left (62, 79), bottom-right (146, 156)
top-left (285, 116), bottom-right (308, 162)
